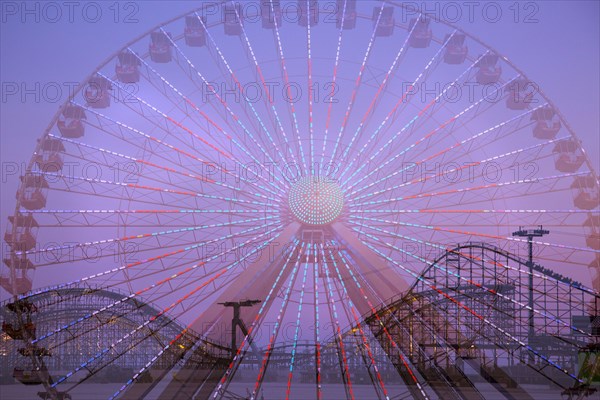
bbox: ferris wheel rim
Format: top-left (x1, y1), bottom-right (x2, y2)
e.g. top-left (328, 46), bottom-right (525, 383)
top-left (6, 0), bottom-right (597, 301)
top-left (2, 3), bottom-right (599, 398)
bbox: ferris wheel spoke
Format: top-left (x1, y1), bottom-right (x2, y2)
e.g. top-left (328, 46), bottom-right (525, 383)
top-left (248, 243), bottom-right (305, 399)
top-left (344, 76), bottom-right (520, 193)
top-left (22, 208), bottom-right (278, 228)
top-left (163, 28), bottom-right (288, 193)
top-left (76, 102), bottom-right (213, 165)
top-left (186, 20), bottom-right (292, 185)
top-left (326, 247), bottom-right (390, 399)
top-left (78, 104), bottom-right (282, 201)
top-left (369, 72), bottom-right (521, 173)
top-left (338, 45), bottom-right (484, 186)
top-left (350, 136), bottom-right (567, 203)
top-left (350, 53), bottom-right (490, 173)
top-left (319, 244), bottom-right (355, 400)
top-left (401, 133), bottom-right (569, 194)
top-left (355, 175), bottom-right (557, 217)
top-left (348, 102), bottom-right (541, 199)
top-left (51, 133), bottom-right (210, 186)
top-left (319, 0), bottom-right (349, 176)
top-left (33, 168), bottom-right (275, 214)
top-left (268, 0), bottom-right (311, 175)
top-left (231, 10), bottom-right (301, 175)
top-left (20, 215), bottom-right (276, 269)
top-left (326, 2), bottom-right (389, 176)
top-left (351, 170), bottom-right (589, 211)
top-left (115, 222), bottom-right (284, 300)
top-left (42, 113), bottom-right (285, 207)
top-left (104, 68), bottom-right (233, 162)
top-left (311, 244), bottom-right (323, 398)
top-left (285, 256), bottom-right (310, 399)
top-left (203, 38), bottom-right (282, 164)
top-left (23, 221), bottom-right (281, 296)
top-left (333, 246), bottom-right (430, 398)
top-left (35, 187), bottom-right (255, 212)
top-left (94, 73), bottom-right (232, 163)
top-left (127, 47), bottom-right (230, 150)
top-left (71, 220), bottom-right (281, 287)
top-left (32, 179), bottom-right (205, 211)
top-left (35, 169), bottom-right (244, 213)
top-left (350, 215), bottom-right (599, 259)
top-left (130, 49), bottom-right (291, 197)
top-left (306, 1), bottom-right (316, 174)
top-left (355, 209), bottom-right (591, 215)
top-left (147, 49), bottom-right (284, 198)
top-left (76, 103), bottom-right (235, 188)
top-left (336, 26), bottom-right (455, 185)
top-left (23, 231), bottom-right (278, 312)
top-left (47, 139), bottom-right (274, 209)
top-left (215, 239), bottom-right (301, 397)
top-left (392, 119), bottom-right (560, 193)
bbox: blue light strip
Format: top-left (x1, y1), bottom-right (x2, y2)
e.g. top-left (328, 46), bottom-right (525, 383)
top-left (285, 247), bottom-right (309, 398)
top-left (326, 247), bottom-right (390, 400)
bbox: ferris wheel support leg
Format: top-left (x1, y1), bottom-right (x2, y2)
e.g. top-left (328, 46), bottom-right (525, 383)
top-left (143, 223), bottom-right (301, 400)
top-left (189, 222), bottom-right (301, 340)
top-left (330, 222), bottom-right (412, 312)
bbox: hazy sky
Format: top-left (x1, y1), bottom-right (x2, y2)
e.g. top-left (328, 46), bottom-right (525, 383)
top-left (1, 0), bottom-right (599, 292)
top-left (0, 7), bottom-right (598, 400)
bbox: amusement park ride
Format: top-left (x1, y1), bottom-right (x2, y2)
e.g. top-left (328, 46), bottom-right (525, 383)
top-left (1, 1), bottom-right (599, 399)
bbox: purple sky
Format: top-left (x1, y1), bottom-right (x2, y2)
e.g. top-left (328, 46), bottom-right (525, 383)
top-left (0, 6), bottom-right (598, 399)
top-left (1, 1), bottom-right (598, 299)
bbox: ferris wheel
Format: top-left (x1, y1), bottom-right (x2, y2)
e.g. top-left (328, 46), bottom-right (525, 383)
top-left (1, 1), bottom-right (599, 399)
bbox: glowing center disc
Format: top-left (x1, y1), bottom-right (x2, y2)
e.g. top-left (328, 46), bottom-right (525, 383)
top-left (288, 176), bottom-right (344, 226)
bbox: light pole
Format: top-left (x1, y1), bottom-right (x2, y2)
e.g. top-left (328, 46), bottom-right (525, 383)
top-left (512, 226), bottom-right (550, 363)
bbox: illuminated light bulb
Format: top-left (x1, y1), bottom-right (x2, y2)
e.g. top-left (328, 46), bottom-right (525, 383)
top-left (288, 176), bottom-right (344, 226)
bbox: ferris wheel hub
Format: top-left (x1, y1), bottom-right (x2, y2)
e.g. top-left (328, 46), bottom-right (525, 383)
top-left (288, 176), bottom-right (344, 226)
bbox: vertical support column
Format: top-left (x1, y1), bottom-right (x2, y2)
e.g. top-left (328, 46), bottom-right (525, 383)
top-left (512, 226), bottom-right (549, 364)
top-left (219, 300), bottom-right (261, 354)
